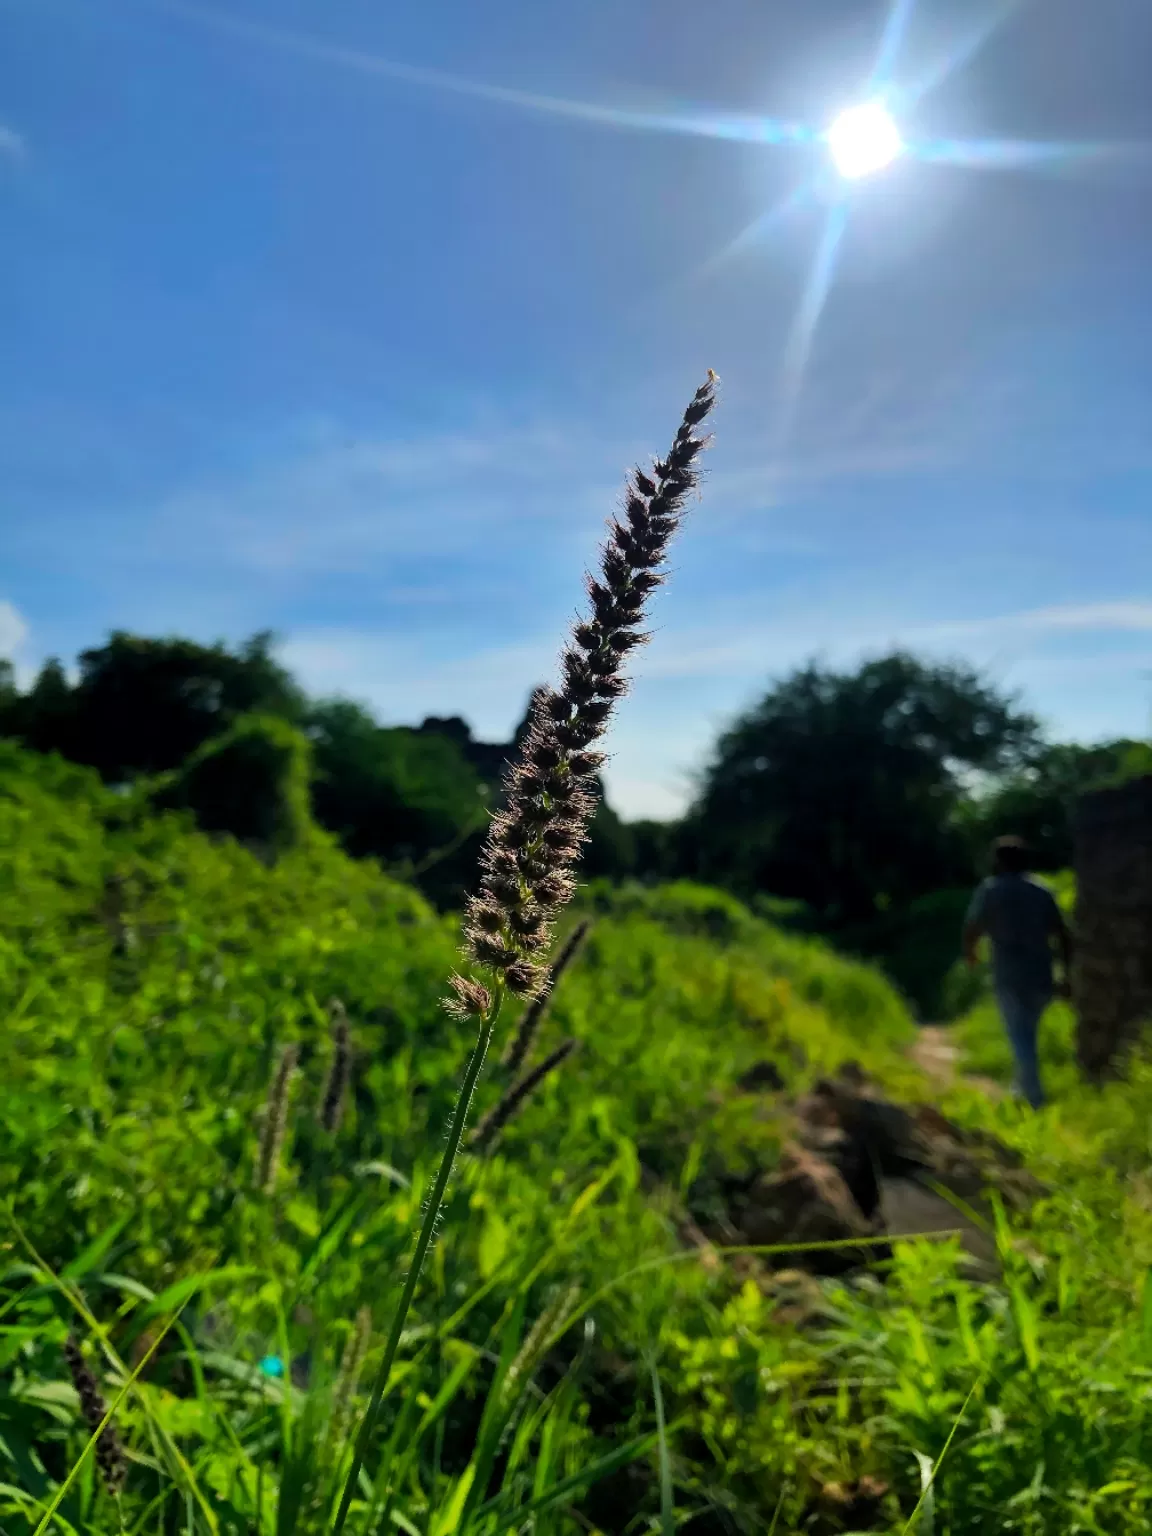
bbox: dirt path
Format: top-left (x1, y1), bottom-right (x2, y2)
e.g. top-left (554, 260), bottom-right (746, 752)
top-left (910, 1023), bottom-right (1003, 1099)
top-left (888, 1024), bottom-right (1006, 1269)
top-left (910, 1024), bottom-right (961, 1082)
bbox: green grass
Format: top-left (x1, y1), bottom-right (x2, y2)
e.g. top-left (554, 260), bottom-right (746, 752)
top-left (4, 745), bottom-right (1152, 1532)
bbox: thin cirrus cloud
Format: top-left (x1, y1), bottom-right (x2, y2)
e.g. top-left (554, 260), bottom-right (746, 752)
top-left (279, 598), bottom-right (1152, 727)
top-left (145, 423), bottom-right (617, 575)
top-left (0, 601), bottom-right (29, 665)
top-left (921, 601), bottom-right (1152, 640)
top-left (0, 124), bottom-right (26, 162)
top-left (132, 388), bottom-right (952, 580)
top-left (627, 599), bottom-right (1152, 683)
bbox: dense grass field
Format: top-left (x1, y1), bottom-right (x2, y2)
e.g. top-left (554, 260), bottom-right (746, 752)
top-left (3, 741), bottom-right (1152, 1533)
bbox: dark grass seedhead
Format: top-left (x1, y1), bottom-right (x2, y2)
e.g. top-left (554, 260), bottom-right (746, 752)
top-left (329, 1305), bottom-right (372, 1453)
top-left (255, 1042), bottom-right (298, 1194)
top-left (63, 1334), bottom-right (127, 1497)
top-left (318, 999), bottom-right (353, 1135)
top-left (448, 373), bottom-right (717, 1022)
top-left (469, 1038), bottom-right (579, 1153)
top-left (501, 919), bottom-right (591, 1077)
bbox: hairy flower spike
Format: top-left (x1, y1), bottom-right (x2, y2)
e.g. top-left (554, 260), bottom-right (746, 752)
top-left (329, 1306), bottom-right (372, 1455)
top-left (255, 1043), bottom-right (298, 1195)
top-left (459, 374), bottom-right (716, 1003)
top-left (319, 1000), bottom-right (353, 1136)
top-left (63, 1335), bottom-right (128, 1496)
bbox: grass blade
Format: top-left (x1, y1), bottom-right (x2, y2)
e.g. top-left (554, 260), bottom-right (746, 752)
top-left (647, 1353), bottom-right (674, 1536)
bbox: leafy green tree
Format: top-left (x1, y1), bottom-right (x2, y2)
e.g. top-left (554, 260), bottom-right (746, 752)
top-left (155, 712), bottom-right (316, 856)
top-left (960, 738), bottom-right (1152, 869)
top-left (0, 631), bottom-right (307, 781)
top-left (688, 652), bottom-right (1040, 925)
top-left (307, 699), bottom-right (487, 873)
top-left (7, 658), bottom-right (76, 757)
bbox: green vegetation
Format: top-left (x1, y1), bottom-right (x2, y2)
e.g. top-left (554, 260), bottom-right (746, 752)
top-left (4, 740), bottom-right (1152, 1532)
top-left (4, 631), bottom-right (1147, 1018)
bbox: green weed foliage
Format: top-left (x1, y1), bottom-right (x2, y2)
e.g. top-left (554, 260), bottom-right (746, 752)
top-left (3, 742), bottom-right (1152, 1532)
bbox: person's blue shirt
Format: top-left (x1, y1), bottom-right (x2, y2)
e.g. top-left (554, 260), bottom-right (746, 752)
top-left (965, 873), bottom-right (1063, 995)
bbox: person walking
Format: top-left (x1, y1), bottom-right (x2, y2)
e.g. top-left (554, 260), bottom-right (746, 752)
top-left (962, 836), bottom-right (1072, 1108)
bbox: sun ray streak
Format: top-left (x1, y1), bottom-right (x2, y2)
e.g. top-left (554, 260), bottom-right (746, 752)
top-left (154, 0), bottom-right (814, 149)
top-left (869, 0), bottom-right (918, 96)
top-left (895, 0), bottom-right (1024, 111)
top-left (629, 180), bottom-right (819, 325)
top-left (910, 135), bottom-right (1103, 170)
top-left (772, 194), bottom-right (851, 457)
top-left (689, 180), bottom-right (818, 281)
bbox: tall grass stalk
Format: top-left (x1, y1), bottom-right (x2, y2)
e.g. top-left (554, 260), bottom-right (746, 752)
top-left (256, 1042), bottom-right (298, 1194)
top-left (470, 1039), bottom-right (578, 1152)
top-left (318, 1000), bottom-right (353, 1136)
top-left (331, 373), bottom-right (717, 1532)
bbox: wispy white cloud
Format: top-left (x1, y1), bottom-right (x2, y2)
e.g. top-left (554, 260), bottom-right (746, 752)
top-left (150, 421), bottom-right (613, 574)
top-left (279, 601), bottom-right (1152, 715)
top-left (0, 124), bottom-right (26, 162)
top-left (0, 602), bottom-right (29, 673)
top-left (139, 380), bottom-right (957, 582)
top-left (918, 601), bottom-right (1152, 642)
top-left (612, 598), bottom-right (1152, 685)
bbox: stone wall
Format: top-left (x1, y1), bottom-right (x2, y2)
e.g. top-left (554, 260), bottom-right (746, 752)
top-left (1072, 775), bottom-right (1152, 1079)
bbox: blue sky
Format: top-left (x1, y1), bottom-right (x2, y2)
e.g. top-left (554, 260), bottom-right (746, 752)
top-left (3, 0), bottom-right (1151, 817)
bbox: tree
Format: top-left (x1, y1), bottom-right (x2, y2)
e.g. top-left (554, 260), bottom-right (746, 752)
top-left (689, 652), bottom-right (1040, 925)
top-left (960, 738), bottom-right (1152, 869)
top-left (307, 699), bottom-right (488, 872)
top-left (0, 631), bottom-right (307, 782)
top-left (155, 713), bottom-right (316, 856)
top-left (8, 659), bottom-right (76, 757)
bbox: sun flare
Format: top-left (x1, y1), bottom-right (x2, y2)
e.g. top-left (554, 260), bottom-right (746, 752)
top-left (826, 101), bottom-right (904, 179)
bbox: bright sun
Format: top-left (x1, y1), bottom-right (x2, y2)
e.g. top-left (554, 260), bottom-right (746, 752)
top-left (826, 101), bottom-right (904, 179)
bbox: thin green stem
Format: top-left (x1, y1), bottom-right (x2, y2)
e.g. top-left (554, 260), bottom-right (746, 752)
top-left (899, 1371), bottom-right (984, 1534)
top-left (330, 998), bottom-right (501, 1533)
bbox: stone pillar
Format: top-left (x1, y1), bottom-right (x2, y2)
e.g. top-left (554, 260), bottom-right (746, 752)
top-left (1072, 775), bottom-right (1152, 1079)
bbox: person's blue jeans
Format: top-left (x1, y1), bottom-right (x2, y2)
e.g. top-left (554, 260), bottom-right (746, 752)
top-left (994, 985), bottom-right (1050, 1108)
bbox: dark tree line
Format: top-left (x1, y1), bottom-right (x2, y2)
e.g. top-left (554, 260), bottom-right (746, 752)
top-left (0, 633), bottom-right (635, 905)
top-left (2, 632), bottom-right (1147, 988)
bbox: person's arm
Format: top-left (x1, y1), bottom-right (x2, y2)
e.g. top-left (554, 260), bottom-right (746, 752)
top-left (962, 917), bottom-right (984, 970)
top-left (962, 884), bottom-right (987, 970)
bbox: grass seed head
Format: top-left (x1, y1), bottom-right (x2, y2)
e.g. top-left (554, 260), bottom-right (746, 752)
top-left (453, 374), bottom-right (717, 1020)
top-left (255, 1041), bottom-right (298, 1194)
top-left (63, 1334), bottom-right (128, 1497)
